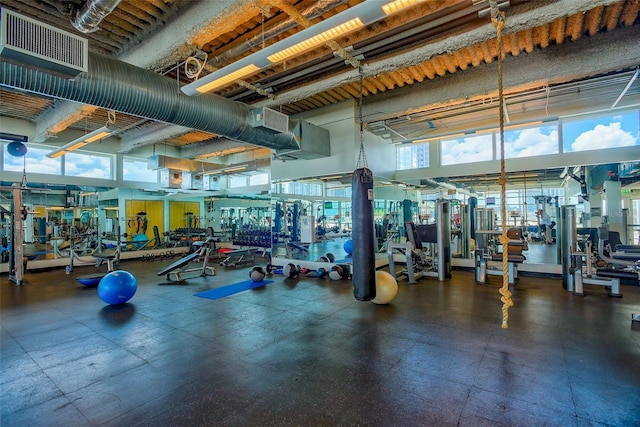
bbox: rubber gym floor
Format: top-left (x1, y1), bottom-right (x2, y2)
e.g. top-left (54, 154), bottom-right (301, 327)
top-left (1, 256), bottom-right (639, 426)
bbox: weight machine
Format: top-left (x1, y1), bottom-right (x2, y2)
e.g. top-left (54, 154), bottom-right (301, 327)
top-left (473, 207), bottom-right (527, 286)
top-left (561, 205), bottom-right (639, 297)
top-left (387, 199), bottom-right (451, 283)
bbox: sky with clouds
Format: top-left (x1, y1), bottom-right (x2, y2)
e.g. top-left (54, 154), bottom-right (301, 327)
top-left (3, 111), bottom-right (639, 179)
top-left (439, 111), bottom-right (638, 163)
top-left (441, 134), bottom-right (493, 165)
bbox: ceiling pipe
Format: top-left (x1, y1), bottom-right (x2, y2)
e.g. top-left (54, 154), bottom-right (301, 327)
top-left (71, 0), bottom-right (122, 33)
top-left (0, 52), bottom-right (299, 151)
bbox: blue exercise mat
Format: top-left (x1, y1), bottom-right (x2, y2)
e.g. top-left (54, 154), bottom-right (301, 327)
top-left (193, 280), bottom-right (272, 300)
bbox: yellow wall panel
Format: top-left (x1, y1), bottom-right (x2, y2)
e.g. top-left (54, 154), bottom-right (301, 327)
top-left (125, 200), bottom-right (164, 239)
top-left (169, 201), bottom-right (201, 231)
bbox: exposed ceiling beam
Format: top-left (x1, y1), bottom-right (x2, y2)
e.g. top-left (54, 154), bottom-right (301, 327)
top-left (252, 0), bottom-right (624, 110)
top-left (362, 24), bottom-right (640, 124)
top-left (33, 103), bottom-right (98, 142)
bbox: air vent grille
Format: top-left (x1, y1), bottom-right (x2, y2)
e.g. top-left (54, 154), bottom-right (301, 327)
top-left (252, 107), bottom-right (289, 134)
top-left (0, 8), bottom-right (88, 77)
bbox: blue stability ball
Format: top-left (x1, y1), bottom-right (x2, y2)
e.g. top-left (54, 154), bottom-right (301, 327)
top-left (98, 270), bottom-right (138, 305)
top-left (343, 239), bottom-right (353, 255)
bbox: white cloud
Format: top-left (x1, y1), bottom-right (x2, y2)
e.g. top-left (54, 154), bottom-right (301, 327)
top-left (441, 134), bottom-right (492, 165)
top-left (505, 128), bottom-right (559, 158)
top-left (65, 154), bottom-right (111, 178)
top-left (571, 122), bottom-right (637, 151)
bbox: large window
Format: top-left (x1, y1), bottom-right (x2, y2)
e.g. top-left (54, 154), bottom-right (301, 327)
top-left (249, 172), bottom-right (269, 186)
top-left (123, 158), bottom-right (157, 182)
top-left (278, 181), bottom-right (323, 196)
top-left (228, 175), bottom-right (248, 188)
top-left (504, 125), bottom-right (559, 158)
top-left (562, 111), bottom-right (639, 153)
top-left (2, 143), bottom-right (61, 175)
top-left (397, 143), bottom-right (429, 170)
top-left (441, 134), bottom-right (493, 165)
top-left (65, 152), bottom-right (112, 179)
top-left (326, 186), bottom-right (351, 197)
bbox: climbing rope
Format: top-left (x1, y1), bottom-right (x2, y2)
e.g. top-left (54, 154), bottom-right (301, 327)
top-left (491, 2), bottom-right (513, 329)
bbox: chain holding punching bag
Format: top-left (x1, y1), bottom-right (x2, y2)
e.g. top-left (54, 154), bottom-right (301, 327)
top-left (352, 167), bottom-right (376, 301)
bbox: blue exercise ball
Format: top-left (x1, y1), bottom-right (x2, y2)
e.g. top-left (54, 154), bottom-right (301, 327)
top-left (98, 270), bottom-right (138, 305)
top-left (343, 239), bottom-right (353, 255)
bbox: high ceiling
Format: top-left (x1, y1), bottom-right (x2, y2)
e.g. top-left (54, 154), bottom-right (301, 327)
top-left (1, 0), bottom-right (639, 181)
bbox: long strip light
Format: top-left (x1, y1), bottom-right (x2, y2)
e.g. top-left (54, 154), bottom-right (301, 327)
top-left (267, 18), bottom-right (364, 63)
top-left (181, 0), bottom-right (427, 96)
top-left (46, 126), bottom-right (113, 158)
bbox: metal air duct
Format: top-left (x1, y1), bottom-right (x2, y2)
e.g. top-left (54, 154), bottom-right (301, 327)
top-left (0, 51), bottom-right (300, 151)
top-left (72, 0), bottom-right (122, 33)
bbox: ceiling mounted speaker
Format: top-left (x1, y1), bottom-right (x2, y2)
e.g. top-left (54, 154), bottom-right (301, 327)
top-left (7, 141), bottom-right (27, 157)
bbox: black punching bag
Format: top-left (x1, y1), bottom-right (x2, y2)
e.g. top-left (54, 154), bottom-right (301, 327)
top-left (352, 168), bottom-right (376, 301)
top-left (402, 199), bottom-right (413, 224)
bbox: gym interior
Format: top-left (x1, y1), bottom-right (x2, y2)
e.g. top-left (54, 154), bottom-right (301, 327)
top-left (1, 1), bottom-right (640, 425)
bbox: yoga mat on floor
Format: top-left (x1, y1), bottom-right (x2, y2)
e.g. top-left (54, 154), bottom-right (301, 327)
top-left (193, 280), bottom-right (272, 300)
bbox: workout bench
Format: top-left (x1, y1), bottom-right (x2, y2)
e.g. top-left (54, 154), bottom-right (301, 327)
top-left (474, 229), bottom-right (526, 285)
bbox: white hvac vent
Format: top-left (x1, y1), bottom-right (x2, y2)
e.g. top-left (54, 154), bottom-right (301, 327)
top-left (0, 8), bottom-right (88, 77)
top-left (252, 107), bottom-right (289, 134)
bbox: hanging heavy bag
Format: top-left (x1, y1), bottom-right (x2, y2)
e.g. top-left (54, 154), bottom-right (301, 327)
top-left (351, 167), bottom-right (376, 301)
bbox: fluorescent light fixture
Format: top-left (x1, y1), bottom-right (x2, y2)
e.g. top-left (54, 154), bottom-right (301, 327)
top-left (476, 121), bottom-right (543, 134)
top-left (413, 132), bottom-right (466, 143)
top-left (46, 126), bottom-right (113, 158)
top-left (382, 0), bottom-right (425, 15)
top-left (223, 165), bottom-right (247, 173)
top-left (194, 63), bottom-right (260, 94)
top-left (181, 0), bottom-right (427, 96)
top-left (267, 18), bottom-right (364, 63)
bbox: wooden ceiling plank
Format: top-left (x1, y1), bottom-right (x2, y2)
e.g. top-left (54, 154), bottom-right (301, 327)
top-left (341, 83), bottom-right (361, 98)
top-left (407, 65), bottom-right (425, 83)
top-left (326, 89), bottom-right (346, 102)
top-left (534, 23), bottom-right (550, 49)
top-left (368, 77), bottom-right (386, 93)
top-left (362, 78), bottom-right (380, 94)
top-left (603, 2), bottom-right (624, 31)
top-left (567, 11), bottom-right (585, 41)
top-left (520, 28), bottom-right (534, 54)
top-left (452, 50), bottom-right (469, 71)
top-left (585, 5), bottom-right (606, 36)
top-left (418, 62), bottom-right (437, 80)
top-left (621, 0), bottom-right (640, 26)
top-left (479, 42), bottom-right (494, 65)
top-left (550, 17), bottom-right (567, 45)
